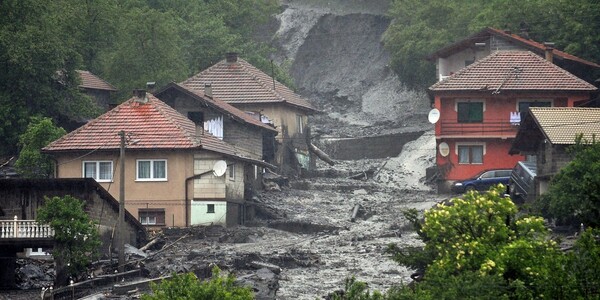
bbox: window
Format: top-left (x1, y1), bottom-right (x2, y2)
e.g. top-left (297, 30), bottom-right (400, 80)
top-left (457, 102), bottom-right (483, 123)
top-left (137, 159), bottom-right (167, 181)
top-left (517, 100), bottom-right (552, 117)
top-left (207, 204), bottom-right (215, 214)
top-left (228, 164), bottom-right (235, 181)
top-left (458, 145), bottom-right (484, 164)
top-left (139, 209), bottom-right (165, 225)
top-left (480, 171), bottom-right (494, 179)
top-left (296, 114), bottom-right (304, 133)
top-left (83, 161), bottom-right (113, 182)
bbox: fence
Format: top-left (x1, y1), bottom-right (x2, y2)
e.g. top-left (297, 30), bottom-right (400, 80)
top-left (0, 216), bottom-right (55, 238)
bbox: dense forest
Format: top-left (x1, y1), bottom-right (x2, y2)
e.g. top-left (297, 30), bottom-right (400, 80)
top-left (1, 0), bottom-right (600, 156)
top-left (0, 0), bottom-right (281, 156)
top-left (384, 0), bottom-right (600, 88)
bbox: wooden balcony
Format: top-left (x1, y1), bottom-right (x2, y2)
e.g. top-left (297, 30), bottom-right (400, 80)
top-left (439, 119), bottom-right (519, 138)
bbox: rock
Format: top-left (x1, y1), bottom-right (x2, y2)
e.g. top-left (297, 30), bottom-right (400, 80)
top-left (353, 189), bottom-right (368, 195)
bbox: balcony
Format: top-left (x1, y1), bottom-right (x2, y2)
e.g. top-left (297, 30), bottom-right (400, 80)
top-left (0, 216), bottom-right (54, 239)
top-left (439, 119), bottom-right (519, 138)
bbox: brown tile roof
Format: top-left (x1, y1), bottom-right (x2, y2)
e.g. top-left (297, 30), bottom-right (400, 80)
top-left (77, 70), bottom-right (117, 91)
top-left (429, 51), bottom-right (598, 92)
top-left (529, 107), bottom-right (600, 145)
top-left (43, 93), bottom-right (235, 156)
top-left (181, 57), bottom-right (316, 112)
top-left (156, 83), bottom-right (277, 133)
top-left (427, 27), bottom-right (600, 68)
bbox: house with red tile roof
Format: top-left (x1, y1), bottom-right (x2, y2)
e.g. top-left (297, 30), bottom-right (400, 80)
top-left (181, 53), bottom-right (318, 172)
top-left (510, 107), bottom-right (600, 201)
top-left (76, 70), bottom-right (118, 111)
top-left (426, 27), bottom-right (600, 85)
top-left (155, 82), bottom-right (279, 192)
top-left (429, 50), bottom-right (597, 191)
top-left (43, 91), bottom-right (273, 228)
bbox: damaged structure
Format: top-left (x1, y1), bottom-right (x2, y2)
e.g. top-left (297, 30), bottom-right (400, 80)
top-left (180, 52), bottom-right (319, 173)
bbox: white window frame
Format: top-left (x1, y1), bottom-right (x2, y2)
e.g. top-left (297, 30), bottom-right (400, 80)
top-left (140, 215), bottom-right (157, 225)
top-left (455, 142), bottom-right (486, 165)
top-left (82, 161), bottom-right (113, 182)
top-left (136, 159), bottom-right (167, 181)
top-left (228, 163), bottom-right (235, 181)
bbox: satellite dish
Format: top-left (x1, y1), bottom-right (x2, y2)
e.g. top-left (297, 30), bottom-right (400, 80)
top-left (212, 160), bottom-right (227, 177)
top-left (438, 142), bottom-right (450, 157)
top-left (428, 108), bottom-right (440, 124)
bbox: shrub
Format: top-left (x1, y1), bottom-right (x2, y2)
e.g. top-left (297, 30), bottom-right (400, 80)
top-left (141, 266), bottom-right (253, 300)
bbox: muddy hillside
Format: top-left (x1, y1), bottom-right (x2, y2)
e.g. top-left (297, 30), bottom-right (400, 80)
top-left (270, 0), bottom-right (431, 141)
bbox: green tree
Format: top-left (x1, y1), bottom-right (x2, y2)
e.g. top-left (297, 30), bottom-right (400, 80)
top-left (0, 0), bottom-right (97, 155)
top-left (37, 195), bottom-right (101, 286)
top-left (537, 137), bottom-right (600, 227)
top-left (141, 266), bottom-right (253, 300)
top-left (104, 5), bottom-right (189, 99)
top-left (388, 186), bottom-right (569, 298)
top-left (15, 117), bottom-right (66, 178)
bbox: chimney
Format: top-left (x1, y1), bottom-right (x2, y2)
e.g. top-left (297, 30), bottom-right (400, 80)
top-left (146, 81), bottom-right (156, 92)
top-left (133, 89), bottom-right (148, 103)
top-left (544, 42), bottom-right (555, 63)
top-left (204, 82), bottom-right (212, 98)
top-left (225, 52), bottom-right (238, 63)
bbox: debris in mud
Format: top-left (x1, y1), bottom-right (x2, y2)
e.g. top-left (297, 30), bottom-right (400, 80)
top-left (15, 259), bottom-right (54, 289)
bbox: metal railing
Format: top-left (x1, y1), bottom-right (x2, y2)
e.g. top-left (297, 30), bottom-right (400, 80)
top-left (0, 216), bottom-right (54, 238)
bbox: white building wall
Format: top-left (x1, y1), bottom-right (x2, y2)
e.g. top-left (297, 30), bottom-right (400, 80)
top-left (190, 200), bottom-right (227, 226)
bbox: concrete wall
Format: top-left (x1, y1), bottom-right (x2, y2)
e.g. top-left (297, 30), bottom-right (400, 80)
top-left (190, 200), bottom-right (227, 226)
top-left (320, 131), bottom-right (425, 160)
top-left (193, 154), bottom-right (227, 199)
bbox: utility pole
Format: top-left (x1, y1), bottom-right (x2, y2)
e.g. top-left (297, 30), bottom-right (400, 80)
top-left (118, 130), bottom-right (126, 272)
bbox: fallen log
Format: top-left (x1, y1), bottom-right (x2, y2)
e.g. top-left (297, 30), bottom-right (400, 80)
top-left (139, 237), bottom-right (162, 252)
top-left (305, 127), bottom-right (335, 166)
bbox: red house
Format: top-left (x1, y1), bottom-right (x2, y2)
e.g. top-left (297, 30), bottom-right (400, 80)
top-left (429, 50), bottom-right (596, 189)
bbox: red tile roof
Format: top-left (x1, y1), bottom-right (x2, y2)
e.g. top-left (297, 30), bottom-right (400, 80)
top-left (43, 94), bottom-right (236, 156)
top-left (427, 27), bottom-right (600, 68)
top-left (156, 83), bottom-right (277, 133)
top-left (429, 51), bottom-right (598, 92)
top-left (77, 70), bottom-right (117, 91)
top-left (181, 57), bottom-right (316, 112)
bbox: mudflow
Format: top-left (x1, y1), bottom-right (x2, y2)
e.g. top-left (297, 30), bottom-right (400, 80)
top-left (10, 1), bottom-right (443, 299)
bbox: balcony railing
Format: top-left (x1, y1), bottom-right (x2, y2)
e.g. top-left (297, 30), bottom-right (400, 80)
top-left (0, 216), bottom-right (54, 239)
top-left (439, 119), bottom-right (519, 137)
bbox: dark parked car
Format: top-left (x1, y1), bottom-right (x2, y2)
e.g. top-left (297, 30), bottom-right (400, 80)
top-left (451, 169), bottom-right (512, 193)
top-left (509, 161), bottom-right (537, 202)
